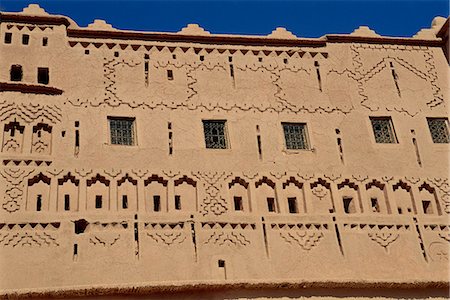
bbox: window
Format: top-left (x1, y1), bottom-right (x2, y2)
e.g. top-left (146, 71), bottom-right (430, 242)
top-left (267, 197), bottom-right (276, 212)
top-left (370, 198), bottom-right (379, 213)
top-left (10, 65), bottom-right (23, 81)
top-left (175, 195), bottom-right (181, 210)
top-left (427, 118), bottom-right (450, 143)
top-left (288, 197), bottom-right (298, 213)
top-left (108, 117), bottom-right (135, 145)
top-left (203, 120), bottom-right (228, 149)
top-left (64, 194), bottom-right (70, 211)
top-left (22, 34), bottom-right (29, 45)
top-left (282, 123), bottom-right (309, 150)
top-left (122, 195), bottom-right (128, 209)
top-left (422, 200), bottom-right (433, 214)
top-left (36, 195), bottom-right (42, 211)
top-left (4, 32), bottom-right (12, 44)
top-left (37, 67), bottom-right (49, 84)
top-left (42, 37), bottom-right (48, 46)
top-left (343, 197), bottom-right (355, 214)
top-left (153, 195), bottom-right (161, 212)
top-left (370, 117), bottom-right (397, 143)
top-left (233, 196), bottom-right (243, 211)
top-left (95, 195), bottom-right (102, 209)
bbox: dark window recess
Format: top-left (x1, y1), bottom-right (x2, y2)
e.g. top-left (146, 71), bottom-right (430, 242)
top-left (22, 34), bottom-right (29, 45)
top-left (371, 198), bottom-right (380, 212)
top-left (422, 200), bottom-right (432, 214)
top-left (122, 195), bottom-right (128, 209)
top-left (36, 195), bottom-right (42, 211)
top-left (114, 51), bottom-right (119, 57)
top-left (95, 195), bottom-right (102, 209)
top-left (267, 197), bottom-right (276, 212)
top-left (64, 194), bottom-right (70, 211)
top-left (4, 32), bottom-right (12, 44)
top-left (108, 117), bottom-right (135, 145)
top-left (85, 49), bottom-right (89, 55)
top-left (370, 117), bottom-right (397, 144)
top-left (288, 197), bottom-right (298, 213)
top-left (203, 120), bottom-right (228, 149)
top-left (398, 207), bottom-right (403, 214)
top-left (234, 196), bottom-right (243, 211)
top-left (175, 195), bottom-right (181, 210)
top-left (42, 37), bottom-right (48, 46)
top-left (218, 260), bottom-right (225, 268)
top-left (283, 123), bottom-right (309, 150)
top-left (74, 219), bottom-right (88, 234)
top-left (200, 55), bottom-right (204, 61)
top-left (37, 67), bottom-right (49, 84)
top-left (167, 69), bottom-right (174, 80)
top-left (427, 118), bottom-right (450, 143)
top-left (10, 65), bottom-right (23, 81)
top-left (153, 195), bottom-right (161, 212)
top-left (343, 197), bottom-right (354, 214)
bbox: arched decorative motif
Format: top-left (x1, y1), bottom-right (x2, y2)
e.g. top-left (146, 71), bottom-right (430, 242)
top-left (228, 177), bottom-right (249, 189)
top-left (87, 174), bottom-right (110, 187)
top-left (144, 174), bottom-right (168, 187)
top-left (393, 180), bottom-right (411, 192)
top-left (28, 173), bottom-right (51, 186)
top-left (255, 176), bottom-right (275, 189)
top-left (337, 179), bottom-right (359, 190)
top-left (117, 173), bottom-right (137, 186)
top-left (58, 172), bottom-right (79, 186)
top-left (32, 123), bottom-right (52, 134)
top-left (2, 121), bottom-right (25, 153)
top-left (174, 175), bottom-right (196, 187)
top-left (366, 179), bottom-right (385, 190)
top-left (282, 177), bottom-right (303, 189)
top-left (419, 182), bottom-right (435, 194)
top-left (310, 178), bottom-right (330, 190)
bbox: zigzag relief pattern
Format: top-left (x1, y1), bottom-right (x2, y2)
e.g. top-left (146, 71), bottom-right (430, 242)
top-left (147, 232), bottom-right (186, 246)
top-left (89, 234), bottom-right (120, 247)
top-left (67, 54), bottom-right (351, 114)
top-left (368, 232), bottom-right (399, 252)
top-left (279, 231), bottom-right (324, 251)
top-left (0, 231), bottom-right (59, 247)
top-left (193, 171), bottom-right (232, 216)
top-left (204, 231), bottom-right (250, 247)
top-left (0, 101), bottom-right (62, 124)
top-left (5, 24), bottom-right (54, 31)
top-left (0, 168), bottom-right (34, 213)
top-left (328, 44), bottom-right (445, 116)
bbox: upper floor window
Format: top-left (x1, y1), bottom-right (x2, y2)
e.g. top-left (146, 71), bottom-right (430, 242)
top-left (282, 122), bottom-right (309, 150)
top-left (10, 65), bottom-right (23, 81)
top-left (203, 120), bottom-right (228, 149)
top-left (370, 117), bottom-right (397, 143)
top-left (427, 118), bottom-right (450, 143)
top-left (22, 34), bottom-right (29, 45)
top-left (4, 32), bottom-right (12, 44)
top-left (37, 67), bottom-right (49, 84)
top-left (108, 117), bottom-right (135, 146)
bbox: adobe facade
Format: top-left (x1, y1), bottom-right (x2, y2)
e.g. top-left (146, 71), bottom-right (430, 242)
top-left (0, 4), bottom-right (449, 299)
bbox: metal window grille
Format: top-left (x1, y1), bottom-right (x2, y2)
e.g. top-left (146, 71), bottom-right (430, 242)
top-left (427, 118), bottom-right (450, 144)
top-left (370, 118), bottom-right (397, 143)
top-left (109, 118), bottom-right (135, 145)
top-left (283, 123), bottom-right (309, 149)
top-left (203, 120), bottom-right (228, 149)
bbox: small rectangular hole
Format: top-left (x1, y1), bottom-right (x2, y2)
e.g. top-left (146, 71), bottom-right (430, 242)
top-left (95, 195), bottom-right (102, 209)
top-left (75, 121), bottom-right (79, 127)
top-left (73, 244), bottom-right (78, 255)
top-left (343, 197), bottom-right (354, 214)
top-left (218, 260), bottom-right (225, 267)
top-left (36, 195), bottom-right (42, 211)
top-left (422, 200), bottom-right (432, 214)
top-left (398, 207), bottom-right (402, 214)
top-left (258, 57), bottom-right (263, 62)
top-left (175, 195), bottom-right (181, 210)
top-left (64, 194), bottom-right (70, 211)
top-left (114, 51), bottom-right (119, 57)
top-left (370, 198), bottom-right (379, 213)
top-left (22, 34), bottom-right (29, 45)
top-left (200, 55), bottom-right (204, 61)
top-left (228, 56), bottom-right (233, 62)
top-left (153, 195), bottom-right (161, 212)
top-left (37, 67), bottom-right (49, 85)
top-left (283, 58), bottom-right (288, 64)
top-left (42, 37), bottom-right (48, 46)
top-left (288, 197), bottom-right (298, 213)
top-left (167, 69), bottom-right (173, 80)
top-left (172, 54), bottom-right (176, 59)
top-left (122, 195), bottom-right (128, 209)
top-left (85, 49), bottom-right (89, 55)
top-left (233, 196), bottom-right (243, 211)
top-left (267, 197), bottom-right (275, 212)
top-left (144, 54), bottom-right (149, 59)
top-left (4, 32), bottom-right (12, 44)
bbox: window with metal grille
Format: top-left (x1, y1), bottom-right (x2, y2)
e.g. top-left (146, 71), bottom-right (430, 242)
top-left (203, 120), bottom-right (228, 149)
top-left (370, 117), bottom-right (397, 143)
top-left (282, 123), bottom-right (309, 150)
top-left (108, 117), bottom-right (135, 145)
top-left (427, 118), bottom-right (450, 143)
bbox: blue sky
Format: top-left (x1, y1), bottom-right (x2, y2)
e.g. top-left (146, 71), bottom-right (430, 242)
top-left (1, 1), bottom-right (448, 38)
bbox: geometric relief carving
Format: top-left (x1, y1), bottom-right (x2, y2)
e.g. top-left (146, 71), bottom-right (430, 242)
top-left (279, 231), bottom-right (324, 251)
top-left (31, 123), bottom-right (52, 155)
top-left (146, 232), bottom-right (186, 246)
top-left (89, 234), bottom-right (120, 247)
top-left (0, 101), bottom-right (62, 124)
top-left (193, 172), bottom-right (230, 216)
top-left (2, 121), bottom-right (25, 154)
top-left (368, 232), bottom-right (399, 252)
top-left (204, 231), bottom-right (250, 247)
top-left (0, 231), bottom-right (59, 247)
top-left (429, 242), bottom-right (449, 262)
top-left (0, 168), bottom-right (34, 213)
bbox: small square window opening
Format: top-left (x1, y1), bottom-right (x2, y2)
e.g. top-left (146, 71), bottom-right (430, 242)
top-left (4, 32), bottom-right (12, 44)
top-left (233, 196), bottom-right (243, 211)
top-left (203, 120), bottom-right (228, 149)
top-left (37, 67), bottom-right (49, 84)
top-left (22, 34), bottom-right (29, 45)
top-left (282, 123), bottom-right (309, 150)
top-left (370, 117), bottom-right (397, 143)
top-left (108, 117), bottom-right (135, 146)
